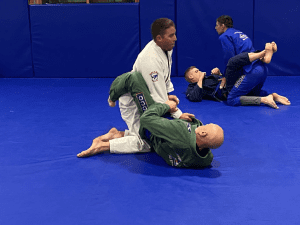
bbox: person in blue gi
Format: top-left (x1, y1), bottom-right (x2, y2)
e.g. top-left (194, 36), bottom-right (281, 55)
top-left (214, 15), bottom-right (290, 108)
top-left (185, 48), bottom-right (291, 109)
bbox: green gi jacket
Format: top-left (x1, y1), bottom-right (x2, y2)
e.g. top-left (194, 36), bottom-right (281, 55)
top-left (139, 103), bottom-right (214, 168)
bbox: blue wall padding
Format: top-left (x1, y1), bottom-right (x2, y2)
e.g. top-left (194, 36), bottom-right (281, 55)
top-left (139, 0), bottom-right (178, 77)
top-left (176, 0), bottom-right (254, 76)
top-left (254, 0), bottom-right (300, 76)
top-left (30, 4), bottom-right (140, 78)
top-left (0, 0), bottom-right (33, 78)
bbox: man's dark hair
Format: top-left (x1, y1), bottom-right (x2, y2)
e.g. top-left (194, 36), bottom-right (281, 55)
top-left (151, 18), bottom-right (175, 41)
top-left (217, 15), bottom-right (233, 28)
top-left (184, 66), bottom-right (196, 83)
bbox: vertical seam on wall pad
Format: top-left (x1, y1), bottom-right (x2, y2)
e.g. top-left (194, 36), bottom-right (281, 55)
top-left (138, 2), bottom-right (141, 53)
top-left (27, 4), bottom-right (36, 78)
top-left (174, 0), bottom-right (178, 76)
top-left (253, 0), bottom-right (255, 43)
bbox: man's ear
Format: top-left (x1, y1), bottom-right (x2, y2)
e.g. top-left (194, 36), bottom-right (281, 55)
top-left (156, 35), bottom-right (162, 43)
top-left (199, 130), bottom-right (207, 137)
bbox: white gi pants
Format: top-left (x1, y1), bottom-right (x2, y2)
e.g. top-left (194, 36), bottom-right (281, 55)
top-left (109, 93), bottom-right (151, 153)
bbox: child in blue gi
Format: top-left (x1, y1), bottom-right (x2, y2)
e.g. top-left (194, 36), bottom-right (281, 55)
top-left (185, 48), bottom-right (290, 108)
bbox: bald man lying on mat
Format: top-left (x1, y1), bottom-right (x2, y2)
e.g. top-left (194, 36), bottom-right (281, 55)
top-left (77, 72), bottom-right (224, 168)
top-left (185, 42), bottom-right (291, 109)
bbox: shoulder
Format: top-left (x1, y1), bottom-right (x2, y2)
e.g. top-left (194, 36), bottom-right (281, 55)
top-left (139, 40), bottom-right (163, 60)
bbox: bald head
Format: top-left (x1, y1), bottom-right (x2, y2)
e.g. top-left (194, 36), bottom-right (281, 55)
top-left (195, 123), bottom-right (224, 149)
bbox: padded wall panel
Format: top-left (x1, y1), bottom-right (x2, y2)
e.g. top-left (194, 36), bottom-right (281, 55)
top-left (0, 0), bottom-right (33, 78)
top-left (140, 0), bottom-right (178, 76)
top-left (30, 4), bottom-right (139, 78)
top-left (254, 0), bottom-right (300, 76)
top-left (177, 0), bottom-right (254, 76)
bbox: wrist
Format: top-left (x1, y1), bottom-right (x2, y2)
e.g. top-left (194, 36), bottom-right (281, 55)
top-left (197, 80), bottom-right (203, 88)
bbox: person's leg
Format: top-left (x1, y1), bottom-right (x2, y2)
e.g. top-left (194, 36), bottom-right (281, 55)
top-left (225, 51), bottom-right (266, 92)
top-left (77, 128), bottom-right (125, 157)
top-left (227, 62), bottom-right (273, 107)
top-left (78, 72), bottom-right (157, 157)
top-left (260, 42), bottom-right (276, 64)
top-left (109, 71), bottom-right (155, 115)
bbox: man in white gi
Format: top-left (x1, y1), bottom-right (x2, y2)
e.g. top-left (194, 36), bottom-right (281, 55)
top-left (108, 18), bottom-right (194, 154)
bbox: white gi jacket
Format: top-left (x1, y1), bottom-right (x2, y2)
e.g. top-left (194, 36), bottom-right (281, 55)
top-left (109, 40), bottom-right (183, 153)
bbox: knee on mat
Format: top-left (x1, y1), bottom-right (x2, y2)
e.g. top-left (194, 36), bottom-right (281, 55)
top-left (226, 97), bottom-right (239, 106)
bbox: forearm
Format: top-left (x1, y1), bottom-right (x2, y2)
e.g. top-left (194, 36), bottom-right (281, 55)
top-left (197, 79), bottom-right (203, 88)
top-left (140, 103), bottom-right (172, 134)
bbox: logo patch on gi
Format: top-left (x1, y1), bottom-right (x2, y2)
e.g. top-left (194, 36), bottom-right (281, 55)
top-left (234, 75), bottom-right (245, 88)
top-left (234, 32), bottom-right (248, 41)
top-left (169, 154), bottom-right (182, 167)
top-left (136, 92), bottom-right (148, 112)
top-left (187, 122), bottom-right (191, 133)
top-left (150, 71), bottom-right (158, 82)
top-left (239, 33), bottom-right (248, 41)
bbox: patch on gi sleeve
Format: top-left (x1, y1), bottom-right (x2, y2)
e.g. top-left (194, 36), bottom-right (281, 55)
top-left (239, 33), bottom-right (248, 41)
top-left (169, 154), bottom-right (182, 167)
top-left (149, 71), bottom-right (158, 82)
top-left (234, 75), bottom-right (245, 88)
top-left (234, 31), bottom-right (249, 41)
top-left (136, 92), bottom-right (148, 112)
top-left (186, 122), bottom-right (191, 133)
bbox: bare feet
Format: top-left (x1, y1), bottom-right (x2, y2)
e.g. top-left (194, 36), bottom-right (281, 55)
top-left (261, 43), bottom-right (274, 64)
top-left (98, 128), bottom-right (124, 142)
top-left (77, 141), bottom-right (110, 158)
top-left (77, 128), bottom-right (124, 158)
top-left (261, 94), bottom-right (279, 109)
top-left (272, 41), bottom-right (277, 53)
top-left (272, 93), bottom-right (291, 105)
top-left (249, 50), bottom-right (266, 62)
top-left (108, 96), bottom-right (116, 107)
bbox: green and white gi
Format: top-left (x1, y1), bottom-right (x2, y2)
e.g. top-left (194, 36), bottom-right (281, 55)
top-left (116, 40), bottom-right (182, 154)
top-left (109, 72), bottom-right (213, 168)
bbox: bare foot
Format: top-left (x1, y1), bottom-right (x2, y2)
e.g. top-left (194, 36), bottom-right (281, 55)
top-left (98, 128), bottom-right (124, 141)
top-left (272, 93), bottom-right (291, 105)
top-left (77, 128), bottom-right (124, 158)
top-left (261, 94), bottom-right (279, 109)
top-left (77, 141), bottom-right (110, 158)
top-left (272, 41), bottom-right (277, 53)
top-left (108, 96), bottom-right (116, 107)
top-left (249, 50), bottom-right (266, 62)
top-left (261, 43), bottom-right (274, 64)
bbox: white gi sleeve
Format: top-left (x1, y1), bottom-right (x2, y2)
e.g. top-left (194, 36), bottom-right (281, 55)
top-left (137, 57), bottom-right (169, 104)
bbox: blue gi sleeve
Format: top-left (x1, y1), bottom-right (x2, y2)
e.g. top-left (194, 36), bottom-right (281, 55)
top-left (219, 34), bottom-right (236, 73)
top-left (186, 83), bottom-right (204, 102)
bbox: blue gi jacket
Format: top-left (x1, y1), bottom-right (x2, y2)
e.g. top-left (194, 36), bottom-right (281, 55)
top-left (185, 75), bottom-right (227, 102)
top-left (219, 28), bottom-right (255, 73)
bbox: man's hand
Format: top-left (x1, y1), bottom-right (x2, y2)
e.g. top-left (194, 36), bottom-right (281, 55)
top-left (165, 100), bottom-right (178, 113)
top-left (179, 113), bottom-right (195, 122)
top-left (168, 95), bottom-right (179, 105)
top-left (219, 77), bottom-right (226, 89)
top-left (211, 67), bottom-right (222, 75)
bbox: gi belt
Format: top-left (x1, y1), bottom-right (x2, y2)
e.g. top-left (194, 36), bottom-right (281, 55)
top-left (213, 82), bottom-right (227, 101)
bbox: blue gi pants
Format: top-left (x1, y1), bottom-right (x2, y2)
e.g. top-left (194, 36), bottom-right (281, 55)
top-left (226, 53), bottom-right (269, 106)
